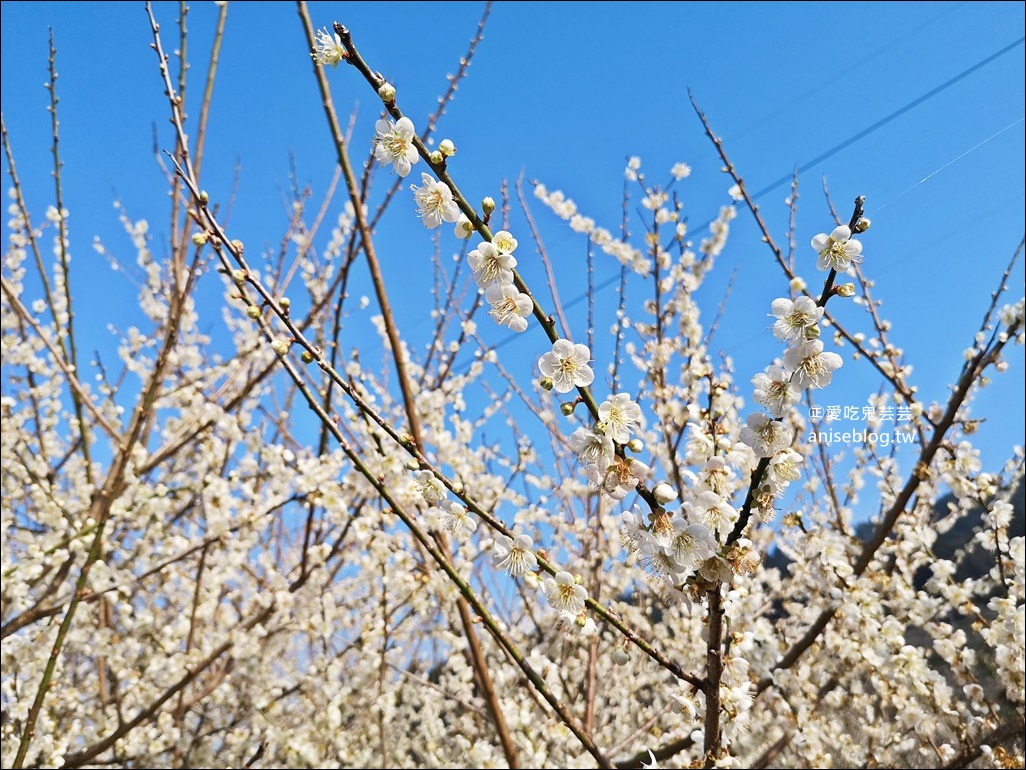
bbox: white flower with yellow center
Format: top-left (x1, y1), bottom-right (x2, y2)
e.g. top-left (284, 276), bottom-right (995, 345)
top-left (545, 571), bottom-right (588, 615)
top-left (597, 393), bottom-right (642, 444)
top-left (783, 339), bottom-right (843, 390)
top-left (373, 116), bottom-right (419, 177)
top-left (538, 339), bottom-right (594, 393)
top-left (739, 413), bottom-right (794, 458)
top-left (812, 225), bottom-right (862, 272)
top-left (312, 27), bottom-right (347, 68)
top-left (752, 365), bottom-right (802, 418)
top-left (410, 173), bottom-right (459, 228)
top-left (468, 242), bottom-right (516, 289)
top-left (771, 296), bottom-right (823, 342)
top-left (493, 533), bottom-right (538, 577)
top-left (485, 284), bottom-right (532, 333)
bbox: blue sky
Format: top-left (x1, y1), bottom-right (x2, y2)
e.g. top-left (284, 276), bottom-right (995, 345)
top-left (2, 2), bottom-right (1024, 488)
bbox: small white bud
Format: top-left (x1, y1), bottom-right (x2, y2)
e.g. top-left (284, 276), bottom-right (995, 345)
top-left (652, 483), bottom-right (678, 504)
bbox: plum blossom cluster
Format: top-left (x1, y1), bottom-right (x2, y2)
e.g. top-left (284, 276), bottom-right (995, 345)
top-left (533, 181), bottom-right (652, 275)
top-left (467, 231), bottom-right (533, 333)
top-left (739, 226), bottom-right (855, 497)
top-left (536, 340), bottom-right (663, 504)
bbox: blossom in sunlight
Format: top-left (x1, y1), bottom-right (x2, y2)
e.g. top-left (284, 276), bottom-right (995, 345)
top-left (783, 339), bottom-right (843, 390)
top-left (413, 469), bottom-right (447, 505)
top-left (666, 517), bottom-right (716, 571)
top-left (570, 427), bottom-right (615, 472)
top-left (436, 501), bottom-right (477, 536)
top-left (767, 448), bottom-right (803, 490)
top-left (545, 571), bottom-right (588, 615)
top-left (492, 230), bottom-right (518, 255)
top-left (373, 116), bottom-right (419, 177)
top-left (671, 162), bottom-right (691, 180)
top-left (751, 365), bottom-right (803, 418)
top-left (468, 241), bottom-right (516, 288)
top-left (739, 413), bottom-right (794, 457)
top-left (493, 533), bottom-right (538, 577)
top-left (410, 173), bottom-right (459, 228)
top-left (601, 455), bottom-right (650, 500)
top-left (771, 296), bottom-right (823, 342)
top-left (597, 393), bottom-right (642, 444)
top-left (485, 283), bottom-right (532, 333)
top-left (693, 490), bottom-right (738, 537)
top-left (312, 27), bottom-right (347, 68)
top-left (812, 224), bottom-right (862, 272)
top-left (538, 339), bottom-right (594, 393)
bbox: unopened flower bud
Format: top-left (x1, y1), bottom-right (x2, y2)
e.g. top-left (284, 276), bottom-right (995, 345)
top-left (854, 217), bottom-right (871, 233)
top-left (271, 338), bottom-right (290, 356)
top-left (191, 232), bottom-right (208, 246)
top-left (482, 196), bottom-right (496, 216)
top-left (836, 283), bottom-right (856, 298)
top-left (539, 377), bottom-right (554, 392)
top-left (300, 350), bottom-right (315, 364)
top-left (627, 438), bottom-right (644, 453)
top-left (377, 82), bottom-right (396, 102)
top-left (231, 269), bottom-right (247, 285)
top-left (406, 458), bottom-right (420, 471)
top-left (560, 402), bottom-right (577, 416)
top-left (429, 150), bottom-right (444, 165)
top-left (439, 138), bottom-right (456, 157)
top-left (199, 190), bottom-right (209, 204)
top-left (611, 647), bottom-right (630, 666)
top-left (804, 324), bottom-right (821, 340)
top-left (279, 296), bottom-right (291, 310)
top-left (246, 305), bottom-right (261, 319)
top-left (653, 483), bottom-right (678, 504)
top-left (231, 239), bottom-right (244, 254)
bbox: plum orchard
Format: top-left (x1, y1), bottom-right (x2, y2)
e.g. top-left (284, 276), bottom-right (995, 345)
top-left (2, 4), bottom-right (1023, 769)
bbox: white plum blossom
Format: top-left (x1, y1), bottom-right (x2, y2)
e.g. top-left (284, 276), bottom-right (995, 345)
top-left (671, 162), bottom-right (692, 180)
top-left (485, 283), bottom-right (532, 333)
top-left (666, 518), bottom-right (717, 571)
top-left (751, 365), bottom-right (802, 418)
top-left (546, 571), bottom-right (588, 615)
top-left (739, 413), bottom-right (794, 457)
top-left (413, 469), bottom-right (447, 505)
top-left (468, 241), bottom-right (516, 289)
top-left (600, 455), bottom-right (650, 500)
top-left (597, 393), bottom-right (642, 444)
top-left (771, 296), bottom-right (823, 342)
top-left (312, 27), bottom-right (346, 67)
top-left (570, 427), bottom-right (615, 473)
top-left (812, 224), bottom-right (862, 272)
top-left (435, 501), bottom-right (477, 536)
top-left (410, 173), bottom-right (459, 228)
top-left (373, 116), bottom-right (419, 177)
top-left (538, 339), bottom-right (594, 393)
top-left (493, 533), bottom-right (538, 576)
top-left (784, 339), bottom-right (843, 390)
top-left (693, 490), bottom-right (738, 537)
top-left (492, 230), bottom-right (518, 254)
top-left (767, 448), bottom-right (803, 490)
